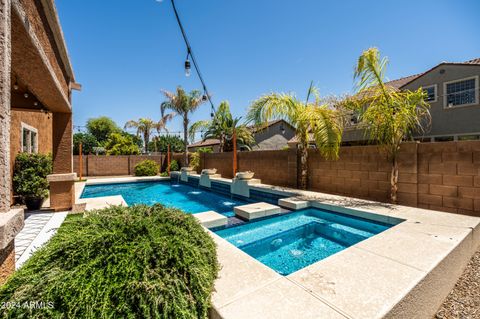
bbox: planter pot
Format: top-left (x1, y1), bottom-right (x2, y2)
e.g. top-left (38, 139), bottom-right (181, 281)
top-left (201, 168), bottom-right (217, 175)
top-left (236, 171), bottom-right (254, 180)
top-left (181, 167), bottom-right (194, 172)
top-left (24, 196), bottom-right (45, 211)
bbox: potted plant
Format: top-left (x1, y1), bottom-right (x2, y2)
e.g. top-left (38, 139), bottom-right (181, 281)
top-left (13, 153), bottom-right (53, 210)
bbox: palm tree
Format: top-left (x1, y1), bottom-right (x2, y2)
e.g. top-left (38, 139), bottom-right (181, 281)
top-left (189, 101), bottom-right (255, 152)
top-left (124, 115), bottom-right (173, 154)
top-left (161, 86), bottom-right (205, 166)
top-left (247, 84), bottom-right (343, 189)
top-left (344, 48), bottom-right (430, 203)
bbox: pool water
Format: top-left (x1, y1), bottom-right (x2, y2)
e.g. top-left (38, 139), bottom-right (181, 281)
top-left (80, 181), bottom-right (248, 217)
top-left (215, 208), bottom-right (392, 275)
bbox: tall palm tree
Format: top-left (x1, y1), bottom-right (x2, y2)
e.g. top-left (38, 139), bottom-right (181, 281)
top-left (124, 115), bottom-right (173, 154)
top-left (344, 48), bottom-right (430, 203)
top-left (161, 86), bottom-right (205, 165)
top-left (189, 101), bottom-right (255, 152)
top-left (247, 84), bottom-right (343, 189)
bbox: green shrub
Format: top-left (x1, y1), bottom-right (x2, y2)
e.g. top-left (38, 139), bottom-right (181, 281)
top-left (0, 205), bottom-right (219, 318)
top-left (190, 152), bottom-right (201, 171)
top-left (134, 160), bottom-right (159, 176)
top-left (169, 159), bottom-right (179, 172)
top-left (190, 148), bottom-right (213, 171)
top-left (13, 153), bottom-right (52, 199)
top-left (104, 132), bottom-right (140, 155)
top-left (73, 132), bottom-right (99, 155)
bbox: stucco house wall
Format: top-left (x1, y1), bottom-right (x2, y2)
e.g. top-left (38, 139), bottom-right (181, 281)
top-left (9, 109), bottom-right (52, 177)
top-left (0, 0), bottom-right (78, 283)
top-left (402, 64), bottom-right (480, 139)
top-left (341, 61), bottom-right (480, 143)
top-left (252, 120), bottom-right (296, 150)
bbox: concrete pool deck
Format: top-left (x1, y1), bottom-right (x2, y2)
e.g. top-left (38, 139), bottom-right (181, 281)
top-left (75, 175), bottom-right (480, 318)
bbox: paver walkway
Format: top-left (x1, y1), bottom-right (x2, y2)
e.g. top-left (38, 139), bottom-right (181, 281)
top-left (15, 211), bottom-right (68, 269)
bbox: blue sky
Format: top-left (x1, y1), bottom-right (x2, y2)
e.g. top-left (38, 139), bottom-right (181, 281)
top-left (57, 0), bottom-right (480, 138)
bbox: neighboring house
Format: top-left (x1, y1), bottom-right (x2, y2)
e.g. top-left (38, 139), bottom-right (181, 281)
top-left (249, 119), bottom-right (296, 150)
top-left (0, 0), bottom-right (79, 283)
top-left (343, 58), bottom-right (480, 143)
top-left (187, 120), bottom-right (296, 152)
top-left (187, 139), bottom-right (222, 152)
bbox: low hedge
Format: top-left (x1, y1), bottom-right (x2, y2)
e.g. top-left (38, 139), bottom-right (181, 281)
top-left (0, 205), bottom-right (219, 318)
top-left (134, 159), bottom-right (159, 176)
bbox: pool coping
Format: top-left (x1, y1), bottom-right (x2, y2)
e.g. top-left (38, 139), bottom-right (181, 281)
top-left (74, 176), bottom-right (170, 210)
top-left (74, 176), bottom-right (480, 318)
top-left (209, 191), bottom-right (480, 319)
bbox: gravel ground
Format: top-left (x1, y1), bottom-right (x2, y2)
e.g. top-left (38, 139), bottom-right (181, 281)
top-left (435, 249), bottom-right (480, 319)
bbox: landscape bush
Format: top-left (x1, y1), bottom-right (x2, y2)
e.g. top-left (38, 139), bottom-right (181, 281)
top-left (190, 147), bottom-right (213, 171)
top-left (104, 132), bottom-right (140, 155)
top-left (12, 153), bottom-right (52, 199)
top-left (0, 205), bottom-right (219, 318)
top-left (169, 159), bottom-right (179, 171)
top-left (134, 159), bottom-right (159, 176)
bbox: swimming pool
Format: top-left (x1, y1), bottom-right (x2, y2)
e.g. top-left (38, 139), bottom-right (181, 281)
top-left (215, 208), bottom-right (393, 275)
top-left (80, 181), bottom-right (249, 217)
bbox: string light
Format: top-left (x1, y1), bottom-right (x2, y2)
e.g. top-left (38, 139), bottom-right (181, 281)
top-left (184, 51), bottom-right (191, 77)
top-left (167, 0), bottom-right (216, 117)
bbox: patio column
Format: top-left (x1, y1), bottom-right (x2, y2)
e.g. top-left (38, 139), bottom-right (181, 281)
top-left (0, 0), bottom-right (23, 286)
top-left (48, 112), bottom-right (76, 211)
top-left (0, 0), bottom-right (11, 213)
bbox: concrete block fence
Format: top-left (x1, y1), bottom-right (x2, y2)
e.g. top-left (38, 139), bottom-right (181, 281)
top-left (73, 154), bottom-right (186, 177)
top-left (74, 141), bottom-right (480, 217)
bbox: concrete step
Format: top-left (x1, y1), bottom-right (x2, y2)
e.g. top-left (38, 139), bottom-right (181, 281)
top-left (234, 202), bottom-right (281, 221)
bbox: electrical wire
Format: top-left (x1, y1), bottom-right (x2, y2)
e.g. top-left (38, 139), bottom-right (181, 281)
top-left (170, 0), bottom-right (216, 116)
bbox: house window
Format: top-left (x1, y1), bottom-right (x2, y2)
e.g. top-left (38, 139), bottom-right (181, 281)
top-left (434, 136), bottom-right (454, 142)
top-left (21, 123), bottom-right (38, 153)
top-left (444, 76), bottom-right (478, 108)
top-left (350, 112), bottom-right (359, 125)
top-left (423, 85), bottom-right (437, 102)
top-left (458, 134), bottom-right (480, 141)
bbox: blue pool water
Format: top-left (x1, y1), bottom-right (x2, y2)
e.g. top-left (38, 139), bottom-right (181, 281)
top-left (215, 208), bottom-right (392, 275)
top-left (80, 181), bottom-right (248, 217)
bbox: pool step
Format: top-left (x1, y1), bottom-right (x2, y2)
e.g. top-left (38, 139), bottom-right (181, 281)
top-left (278, 197), bottom-right (310, 210)
top-left (234, 202), bottom-right (281, 220)
top-left (194, 211), bottom-right (228, 228)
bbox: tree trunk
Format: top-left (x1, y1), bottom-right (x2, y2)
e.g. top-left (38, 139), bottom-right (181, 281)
top-left (219, 134), bottom-right (224, 153)
top-left (183, 116), bottom-right (189, 166)
top-left (390, 156), bottom-right (399, 204)
top-left (299, 144), bottom-right (308, 190)
top-left (144, 132), bottom-right (149, 154)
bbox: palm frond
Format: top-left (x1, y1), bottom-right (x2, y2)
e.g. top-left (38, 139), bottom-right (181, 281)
top-left (189, 120), bottom-right (211, 142)
top-left (300, 105), bottom-right (342, 160)
top-left (246, 93), bottom-right (298, 126)
top-left (354, 47), bottom-right (391, 101)
top-left (124, 120), bottom-right (138, 130)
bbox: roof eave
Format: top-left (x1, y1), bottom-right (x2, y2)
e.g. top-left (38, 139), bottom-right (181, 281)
top-left (40, 0), bottom-right (75, 83)
top-left (399, 62), bottom-right (480, 89)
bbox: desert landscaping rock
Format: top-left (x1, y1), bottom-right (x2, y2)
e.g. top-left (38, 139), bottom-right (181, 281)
top-left (436, 249), bottom-right (480, 319)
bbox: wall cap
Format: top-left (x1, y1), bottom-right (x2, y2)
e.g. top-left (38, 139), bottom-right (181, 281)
top-left (0, 209), bottom-right (25, 250)
top-left (47, 173), bottom-right (77, 182)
